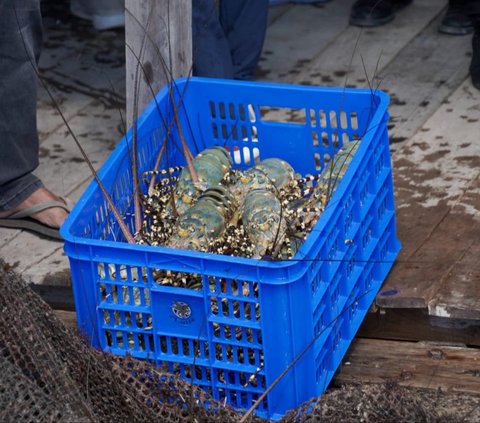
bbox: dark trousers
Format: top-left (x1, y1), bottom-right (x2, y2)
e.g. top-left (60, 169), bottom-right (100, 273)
top-left (192, 0), bottom-right (269, 80)
top-left (0, 0), bottom-right (44, 212)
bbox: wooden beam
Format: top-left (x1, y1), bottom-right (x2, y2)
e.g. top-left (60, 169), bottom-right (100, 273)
top-left (125, 0), bottom-right (192, 126)
top-left (358, 308), bottom-right (480, 347)
top-left (334, 338), bottom-right (480, 395)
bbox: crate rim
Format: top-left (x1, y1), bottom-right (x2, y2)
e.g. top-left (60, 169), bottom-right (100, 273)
top-left (60, 77), bottom-right (390, 281)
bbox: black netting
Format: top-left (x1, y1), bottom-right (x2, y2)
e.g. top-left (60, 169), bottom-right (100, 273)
top-left (0, 259), bottom-right (261, 423)
top-left (1, 259), bottom-right (479, 423)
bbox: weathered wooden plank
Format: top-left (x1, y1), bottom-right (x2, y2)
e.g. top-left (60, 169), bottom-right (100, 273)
top-left (31, 284), bottom-right (75, 311)
top-left (429, 238), bottom-right (480, 320)
top-left (54, 309), bottom-right (78, 330)
top-left (267, 3), bottom-right (293, 25)
top-left (289, 0), bottom-right (445, 88)
top-left (125, 0), bottom-right (191, 126)
top-left (335, 338), bottom-right (480, 395)
top-left (0, 95), bottom-right (124, 282)
top-left (258, 0), bottom-right (355, 83)
top-left (358, 308), bottom-right (480, 346)
top-left (38, 8), bottom-right (126, 140)
top-left (379, 13), bottom-right (471, 147)
top-left (377, 79), bottom-right (480, 312)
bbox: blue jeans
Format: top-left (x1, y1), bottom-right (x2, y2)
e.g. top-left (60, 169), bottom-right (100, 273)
top-left (192, 0), bottom-right (269, 80)
top-left (0, 0), bottom-right (44, 212)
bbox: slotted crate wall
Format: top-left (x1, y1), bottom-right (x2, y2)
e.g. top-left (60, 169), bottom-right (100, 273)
top-left (62, 77), bottom-right (400, 419)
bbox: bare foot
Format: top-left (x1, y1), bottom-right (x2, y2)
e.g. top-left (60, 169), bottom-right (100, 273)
top-left (0, 187), bottom-right (69, 229)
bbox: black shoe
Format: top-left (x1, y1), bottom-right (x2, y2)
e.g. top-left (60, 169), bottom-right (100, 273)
top-left (471, 30), bottom-right (480, 89)
top-left (439, 0), bottom-right (473, 35)
top-left (350, 0), bottom-right (413, 28)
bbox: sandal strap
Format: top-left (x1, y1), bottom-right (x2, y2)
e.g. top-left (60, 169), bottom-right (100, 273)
top-left (9, 200), bottom-right (71, 219)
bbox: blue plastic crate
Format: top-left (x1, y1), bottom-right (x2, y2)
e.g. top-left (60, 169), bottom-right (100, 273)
top-left (61, 77), bottom-right (400, 420)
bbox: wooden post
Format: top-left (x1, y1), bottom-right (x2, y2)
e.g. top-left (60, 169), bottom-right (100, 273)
top-left (125, 0), bottom-right (192, 127)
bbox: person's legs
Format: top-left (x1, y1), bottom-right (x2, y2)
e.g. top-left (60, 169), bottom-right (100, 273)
top-left (192, 0), bottom-right (235, 79)
top-left (0, 0), bottom-right (44, 212)
top-left (70, 0), bottom-right (125, 31)
top-left (218, 0), bottom-right (269, 80)
top-left (0, 0), bottom-right (68, 235)
top-left (439, 0), bottom-right (474, 35)
top-left (469, 2), bottom-right (480, 89)
top-left (349, 0), bottom-right (412, 28)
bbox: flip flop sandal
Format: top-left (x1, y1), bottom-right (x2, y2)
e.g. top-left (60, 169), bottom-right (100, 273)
top-left (0, 199), bottom-right (71, 241)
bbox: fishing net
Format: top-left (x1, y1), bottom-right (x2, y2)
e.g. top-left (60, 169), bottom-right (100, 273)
top-left (0, 259), bottom-right (259, 423)
top-left (1, 259), bottom-right (480, 423)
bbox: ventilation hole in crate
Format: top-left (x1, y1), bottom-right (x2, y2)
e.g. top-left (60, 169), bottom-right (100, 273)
top-left (231, 125), bottom-right (238, 140)
top-left (130, 267), bottom-right (139, 282)
top-left (221, 124), bottom-right (228, 139)
top-left (217, 369), bottom-right (226, 384)
top-left (342, 133), bottom-right (350, 145)
top-left (116, 331), bottom-right (124, 348)
top-left (137, 333), bottom-right (145, 350)
top-left (134, 312), bottom-right (143, 328)
top-left (209, 101), bottom-right (216, 118)
top-left (322, 131), bottom-right (329, 147)
top-left (105, 330), bottom-right (113, 347)
top-left (237, 347), bottom-right (245, 364)
top-left (143, 288), bottom-right (150, 306)
top-left (127, 332), bottom-right (135, 349)
top-left (212, 123), bottom-right (219, 139)
top-left (309, 109), bottom-right (317, 127)
top-left (319, 109), bottom-right (327, 128)
top-left (123, 311), bottom-right (132, 326)
top-left (208, 276), bottom-right (217, 293)
top-left (147, 334), bottom-right (154, 351)
top-left (248, 348), bottom-right (257, 365)
top-left (241, 125), bottom-right (248, 139)
top-left (219, 102), bottom-right (226, 119)
top-left (329, 110), bottom-right (337, 128)
top-left (232, 146), bottom-right (244, 165)
top-left (340, 111), bottom-right (348, 129)
top-left (235, 326), bottom-right (243, 341)
top-left (259, 106), bottom-right (306, 124)
top-left (160, 336), bottom-right (167, 353)
top-left (224, 324), bottom-right (231, 339)
top-left (211, 297), bottom-right (219, 315)
top-left (312, 131), bottom-right (319, 147)
top-left (183, 365), bottom-right (193, 380)
top-left (239, 104), bottom-right (246, 121)
top-left (171, 337), bottom-right (179, 354)
top-left (110, 285), bottom-right (119, 303)
top-left (229, 103), bottom-right (236, 120)
top-left (350, 111), bottom-right (359, 129)
top-left (240, 281), bottom-right (249, 297)
top-left (215, 344), bottom-right (223, 361)
top-left (314, 153), bottom-right (321, 171)
top-left (102, 309), bottom-right (111, 324)
top-left (182, 339), bottom-right (190, 356)
top-left (324, 153), bottom-right (331, 164)
top-left (248, 104), bottom-right (256, 123)
top-left (122, 286), bottom-right (131, 304)
top-left (99, 283), bottom-right (107, 300)
top-left (223, 299), bottom-right (230, 317)
top-left (242, 302), bottom-right (250, 319)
